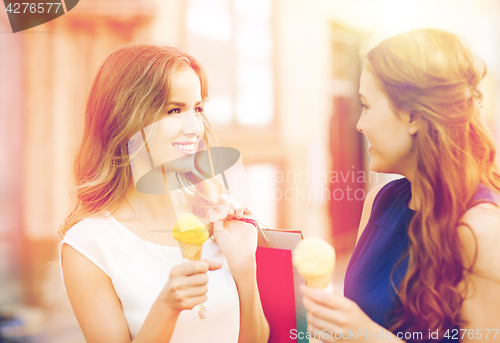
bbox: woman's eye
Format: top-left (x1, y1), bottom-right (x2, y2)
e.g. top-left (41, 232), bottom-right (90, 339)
top-left (167, 108), bottom-right (181, 115)
top-left (360, 103), bottom-right (368, 111)
top-left (194, 107), bottom-right (203, 116)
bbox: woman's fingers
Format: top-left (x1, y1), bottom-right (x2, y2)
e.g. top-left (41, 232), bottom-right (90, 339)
top-left (164, 260), bottom-right (220, 311)
top-left (171, 261), bottom-right (208, 277)
top-left (180, 273), bottom-right (209, 287)
top-left (218, 195), bottom-right (236, 216)
top-left (209, 206), bottom-right (229, 236)
top-left (235, 206), bottom-right (245, 219)
top-left (308, 312), bottom-right (339, 331)
top-left (212, 217), bottom-right (225, 235)
top-left (218, 194), bottom-right (255, 219)
top-left (174, 288), bottom-right (209, 310)
top-left (227, 203), bottom-right (236, 215)
top-left (307, 322), bottom-right (333, 343)
top-left (181, 284), bottom-right (209, 298)
top-left (203, 259), bottom-right (223, 271)
top-left (303, 294), bottom-right (345, 324)
top-left (171, 260), bottom-right (221, 279)
top-left (211, 194), bottom-right (252, 222)
top-left (210, 206), bottom-right (230, 222)
top-left (185, 295), bottom-right (209, 309)
top-left (300, 285), bottom-right (349, 311)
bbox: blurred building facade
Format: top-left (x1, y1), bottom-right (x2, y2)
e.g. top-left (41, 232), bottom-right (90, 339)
top-left (2, 0), bottom-right (500, 341)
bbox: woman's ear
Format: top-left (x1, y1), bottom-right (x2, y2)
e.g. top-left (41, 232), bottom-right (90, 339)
top-left (403, 110), bottom-right (420, 135)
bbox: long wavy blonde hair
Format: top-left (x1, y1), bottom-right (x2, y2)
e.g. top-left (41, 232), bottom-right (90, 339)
top-left (367, 29), bottom-right (500, 335)
top-left (59, 45), bottom-right (218, 238)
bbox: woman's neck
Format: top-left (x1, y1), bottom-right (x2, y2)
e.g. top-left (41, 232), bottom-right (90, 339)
top-left (120, 171), bottom-right (184, 222)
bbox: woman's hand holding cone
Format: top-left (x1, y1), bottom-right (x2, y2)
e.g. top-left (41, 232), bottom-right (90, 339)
top-left (158, 260), bottom-right (222, 313)
top-left (293, 238), bottom-right (378, 342)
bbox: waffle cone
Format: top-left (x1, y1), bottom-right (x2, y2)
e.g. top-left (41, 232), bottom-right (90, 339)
top-left (305, 274), bottom-right (331, 343)
top-left (305, 275), bottom-right (331, 289)
top-left (180, 242), bottom-right (202, 260)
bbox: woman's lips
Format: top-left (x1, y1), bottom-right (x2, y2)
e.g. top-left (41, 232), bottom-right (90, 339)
top-left (367, 141), bottom-right (373, 153)
top-left (172, 142), bottom-right (197, 155)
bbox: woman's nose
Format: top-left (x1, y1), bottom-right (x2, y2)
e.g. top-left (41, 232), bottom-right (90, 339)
top-left (182, 110), bottom-right (203, 137)
top-left (356, 116), bottom-right (363, 133)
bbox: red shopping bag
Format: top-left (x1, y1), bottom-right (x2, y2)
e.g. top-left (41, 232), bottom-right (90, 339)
top-left (256, 229), bottom-right (307, 343)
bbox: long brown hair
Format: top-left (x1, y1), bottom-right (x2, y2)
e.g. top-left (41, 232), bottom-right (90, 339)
top-left (367, 29), bottom-right (500, 334)
top-left (59, 45), bottom-right (217, 238)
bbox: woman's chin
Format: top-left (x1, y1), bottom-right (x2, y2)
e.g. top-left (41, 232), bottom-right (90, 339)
top-left (163, 154), bottom-right (196, 173)
top-left (369, 163), bottom-right (399, 175)
top-left (369, 160), bottom-right (388, 174)
top-left (369, 160), bottom-right (379, 172)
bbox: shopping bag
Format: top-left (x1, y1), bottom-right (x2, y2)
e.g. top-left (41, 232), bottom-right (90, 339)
top-left (256, 228), bottom-right (308, 343)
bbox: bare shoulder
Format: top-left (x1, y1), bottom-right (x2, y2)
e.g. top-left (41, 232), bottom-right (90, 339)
top-left (460, 202), bottom-right (500, 231)
top-left (458, 202), bottom-right (500, 269)
top-left (62, 243), bottom-right (131, 342)
top-left (457, 203), bottom-right (500, 335)
top-left (61, 242), bottom-right (112, 281)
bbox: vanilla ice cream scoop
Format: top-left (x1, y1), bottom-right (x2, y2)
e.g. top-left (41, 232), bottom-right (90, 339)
top-left (172, 213), bottom-right (209, 260)
top-left (292, 237), bottom-right (336, 288)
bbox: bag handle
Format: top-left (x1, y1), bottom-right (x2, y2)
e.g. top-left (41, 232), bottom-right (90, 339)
top-left (233, 215), bottom-right (270, 242)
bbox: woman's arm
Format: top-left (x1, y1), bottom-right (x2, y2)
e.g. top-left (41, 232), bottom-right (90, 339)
top-left (211, 207), bottom-right (270, 343)
top-left (62, 244), bottom-right (220, 343)
top-left (457, 203), bottom-right (500, 342)
top-left (230, 254), bottom-right (270, 343)
top-left (223, 220), bottom-right (270, 343)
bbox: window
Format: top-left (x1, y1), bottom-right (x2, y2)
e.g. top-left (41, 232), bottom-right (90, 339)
top-left (183, 0), bottom-right (274, 127)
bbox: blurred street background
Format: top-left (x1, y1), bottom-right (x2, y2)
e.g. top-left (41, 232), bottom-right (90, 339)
top-left (2, 0), bottom-right (500, 341)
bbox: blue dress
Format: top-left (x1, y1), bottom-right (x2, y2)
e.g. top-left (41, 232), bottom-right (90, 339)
top-left (344, 178), bottom-right (497, 342)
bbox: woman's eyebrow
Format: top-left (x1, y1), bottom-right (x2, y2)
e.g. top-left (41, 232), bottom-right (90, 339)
top-left (167, 101), bottom-right (203, 106)
top-left (168, 101), bottom-right (186, 106)
top-left (359, 93), bottom-right (366, 101)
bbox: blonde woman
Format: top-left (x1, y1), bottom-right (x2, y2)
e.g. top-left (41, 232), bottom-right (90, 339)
top-left (58, 45), bottom-right (269, 343)
top-left (300, 29), bottom-right (500, 342)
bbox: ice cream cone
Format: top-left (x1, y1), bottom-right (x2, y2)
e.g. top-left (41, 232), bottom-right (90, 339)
top-left (305, 275), bottom-right (331, 289)
top-left (172, 213), bottom-right (209, 261)
top-left (292, 238), bottom-right (336, 343)
top-left (180, 241), bottom-right (203, 260)
top-left (304, 275), bottom-right (331, 343)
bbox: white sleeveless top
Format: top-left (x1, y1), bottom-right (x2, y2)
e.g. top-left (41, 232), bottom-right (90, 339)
top-left (58, 214), bottom-right (240, 342)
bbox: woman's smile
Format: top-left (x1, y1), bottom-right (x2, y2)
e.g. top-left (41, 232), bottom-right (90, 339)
top-left (172, 140), bottom-right (198, 155)
top-left (367, 140), bottom-right (373, 153)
